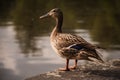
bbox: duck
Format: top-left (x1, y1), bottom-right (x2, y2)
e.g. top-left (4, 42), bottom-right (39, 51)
top-left (40, 8), bottom-right (104, 71)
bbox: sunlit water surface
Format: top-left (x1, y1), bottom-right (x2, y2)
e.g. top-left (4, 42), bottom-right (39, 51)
top-left (0, 24), bottom-right (120, 80)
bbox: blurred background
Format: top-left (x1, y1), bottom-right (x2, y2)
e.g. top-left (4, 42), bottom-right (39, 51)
top-left (0, 0), bottom-right (120, 80)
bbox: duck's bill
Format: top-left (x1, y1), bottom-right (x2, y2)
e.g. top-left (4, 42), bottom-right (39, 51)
top-left (40, 13), bottom-right (49, 19)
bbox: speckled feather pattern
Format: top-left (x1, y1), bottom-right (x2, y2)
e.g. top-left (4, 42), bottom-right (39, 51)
top-left (50, 32), bottom-right (102, 61)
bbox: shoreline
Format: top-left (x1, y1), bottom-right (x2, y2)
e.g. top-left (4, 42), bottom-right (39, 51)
top-left (26, 59), bottom-right (120, 80)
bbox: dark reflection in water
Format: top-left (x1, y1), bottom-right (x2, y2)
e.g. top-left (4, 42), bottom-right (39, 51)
top-left (11, 0), bottom-right (120, 48)
top-left (0, 0), bottom-right (120, 80)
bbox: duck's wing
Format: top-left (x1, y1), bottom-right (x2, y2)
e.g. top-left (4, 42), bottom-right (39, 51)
top-left (55, 33), bottom-right (104, 62)
top-left (59, 42), bottom-right (104, 62)
top-left (55, 33), bottom-right (97, 50)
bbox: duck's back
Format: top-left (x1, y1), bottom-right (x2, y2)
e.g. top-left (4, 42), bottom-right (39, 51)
top-left (50, 33), bottom-right (96, 51)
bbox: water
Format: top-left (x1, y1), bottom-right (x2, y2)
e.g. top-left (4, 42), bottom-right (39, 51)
top-left (0, 23), bottom-right (120, 80)
top-left (0, 23), bottom-right (63, 80)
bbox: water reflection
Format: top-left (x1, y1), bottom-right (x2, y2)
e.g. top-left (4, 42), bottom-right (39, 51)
top-left (11, 0), bottom-right (120, 47)
top-left (0, 26), bottom-right (21, 80)
top-left (0, 25), bottom-right (64, 80)
top-left (14, 22), bottom-right (40, 56)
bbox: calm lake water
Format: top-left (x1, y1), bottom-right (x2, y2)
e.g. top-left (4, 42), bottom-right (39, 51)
top-left (0, 22), bottom-right (120, 80)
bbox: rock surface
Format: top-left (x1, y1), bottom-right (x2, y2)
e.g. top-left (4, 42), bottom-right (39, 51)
top-left (26, 59), bottom-right (120, 80)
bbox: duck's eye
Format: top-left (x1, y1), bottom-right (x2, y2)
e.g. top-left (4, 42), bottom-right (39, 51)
top-left (53, 10), bottom-right (56, 12)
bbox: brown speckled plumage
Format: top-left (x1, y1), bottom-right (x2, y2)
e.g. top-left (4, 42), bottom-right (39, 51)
top-left (40, 8), bottom-right (104, 71)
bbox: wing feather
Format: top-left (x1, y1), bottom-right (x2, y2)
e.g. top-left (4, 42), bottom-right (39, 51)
top-left (55, 33), bottom-right (96, 50)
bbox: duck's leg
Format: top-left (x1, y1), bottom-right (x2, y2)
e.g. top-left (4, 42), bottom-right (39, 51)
top-left (59, 59), bottom-right (70, 71)
top-left (70, 59), bottom-right (78, 69)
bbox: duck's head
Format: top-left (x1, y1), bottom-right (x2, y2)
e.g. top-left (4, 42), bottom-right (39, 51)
top-left (40, 8), bottom-right (63, 19)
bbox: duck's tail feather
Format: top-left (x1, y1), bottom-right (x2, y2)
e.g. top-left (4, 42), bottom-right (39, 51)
top-left (78, 49), bottom-right (104, 63)
top-left (88, 50), bottom-right (104, 63)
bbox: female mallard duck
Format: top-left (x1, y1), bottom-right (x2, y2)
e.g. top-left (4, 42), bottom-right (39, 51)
top-left (40, 8), bottom-right (104, 71)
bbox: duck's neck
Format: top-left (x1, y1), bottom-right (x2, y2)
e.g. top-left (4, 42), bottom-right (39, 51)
top-left (55, 15), bottom-right (63, 33)
top-left (51, 15), bottom-right (63, 37)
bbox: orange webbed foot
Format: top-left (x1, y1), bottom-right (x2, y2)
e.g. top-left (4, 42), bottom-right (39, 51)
top-left (69, 66), bottom-right (77, 70)
top-left (58, 67), bottom-right (70, 71)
